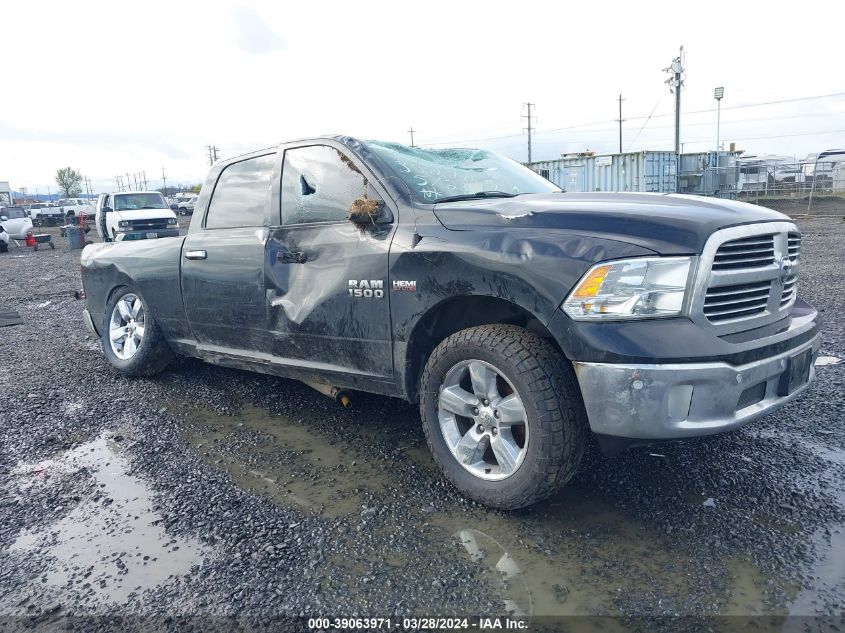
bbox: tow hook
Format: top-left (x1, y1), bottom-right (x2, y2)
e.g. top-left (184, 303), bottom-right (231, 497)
top-left (302, 380), bottom-right (353, 407)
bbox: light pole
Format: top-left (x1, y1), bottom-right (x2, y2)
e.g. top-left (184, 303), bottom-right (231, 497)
top-left (714, 86), bottom-right (724, 152)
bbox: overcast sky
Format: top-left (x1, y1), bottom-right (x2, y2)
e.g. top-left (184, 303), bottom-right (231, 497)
top-left (2, 0), bottom-right (844, 195)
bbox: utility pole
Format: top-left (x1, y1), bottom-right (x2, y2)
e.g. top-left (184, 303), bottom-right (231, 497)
top-left (714, 86), bottom-right (724, 152)
top-left (522, 103), bottom-right (535, 163)
top-left (142, 170), bottom-right (148, 190)
top-left (162, 167), bottom-right (167, 196)
top-left (616, 94), bottom-right (625, 153)
top-left (47, 185), bottom-right (52, 201)
top-left (126, 172), bottom-right (132, 191)
top-left (407, 127), bottom-right (416, 147)
top-left (206, 145), bottom-right (220, 166)
top-left (664, 46), bottom-right (685, 191)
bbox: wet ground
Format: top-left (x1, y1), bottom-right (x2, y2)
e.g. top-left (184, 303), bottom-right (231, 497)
top-left (1, 217), bottom-right (844, 630)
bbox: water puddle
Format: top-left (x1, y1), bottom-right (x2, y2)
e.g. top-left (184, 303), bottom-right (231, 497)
top-left (175, 399), bottom-right (842, 619)
top-left (179, 405), bottom-right (387, 517)
top-left (6, 434), bottom-right (207, 608)
top-left (427, 486), bottom-right (768, 618)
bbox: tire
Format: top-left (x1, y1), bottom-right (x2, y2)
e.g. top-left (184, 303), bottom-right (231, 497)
top-left (102, 286), bottom-right (174, 377)
top-left (33, 244), bottom-right (38, 251)
top-left (0, 241), bottom-right (7, 253)
top-left (420, 325), bottom-right (588, 510)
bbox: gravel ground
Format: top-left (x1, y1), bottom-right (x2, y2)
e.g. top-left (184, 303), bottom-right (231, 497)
top-left (0, 217), bottom-right (843, 631)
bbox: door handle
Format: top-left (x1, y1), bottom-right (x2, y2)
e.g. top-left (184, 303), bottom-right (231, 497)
top-left (277, 251), bottom-right (307, 264)
top-left (184, 249), bottom-right (207, 260)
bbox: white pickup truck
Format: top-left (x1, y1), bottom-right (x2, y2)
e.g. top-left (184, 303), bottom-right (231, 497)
top-left (56, 197), bottom-right (95, 220)
top-left (94, 191), bottom-right (179, 242)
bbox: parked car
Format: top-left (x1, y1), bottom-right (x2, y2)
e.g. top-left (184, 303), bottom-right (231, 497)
top-left (80, 136), bottom-right (820, 510)
top-left (168, 194), bottom-right (194, 213)
top-left (177, 195), bottom-right (198, 216)
top-left (94, 191), bottom-right (179, 242)
top-left (0, 206), bottom-right (34, 239)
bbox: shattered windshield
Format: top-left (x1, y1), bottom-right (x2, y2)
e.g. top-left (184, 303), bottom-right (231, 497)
top-left (365, 140), bottom-right (560, 204)
top-left (114, 193), bottom-right (169, 211)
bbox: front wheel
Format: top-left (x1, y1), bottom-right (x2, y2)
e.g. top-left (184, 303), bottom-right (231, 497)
top-left (102, 287), bottom-right (174, 377)
top-left (420, 325), bottom-right (588, 510)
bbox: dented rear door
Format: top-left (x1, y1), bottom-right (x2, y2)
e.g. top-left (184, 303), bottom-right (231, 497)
top-left (265, 142), bottom-right (396, 379)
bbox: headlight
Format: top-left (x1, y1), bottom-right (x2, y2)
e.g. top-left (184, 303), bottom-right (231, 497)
top-left (118, 220), bottom-right (131, 228)
top-left (167, 217), bottom-right (177, 225)
top-left (563, 257), bottom-right (694, 320)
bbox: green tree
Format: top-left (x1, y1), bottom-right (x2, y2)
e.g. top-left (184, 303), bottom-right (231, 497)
top-left (56, 167), bottom-right (83, 197)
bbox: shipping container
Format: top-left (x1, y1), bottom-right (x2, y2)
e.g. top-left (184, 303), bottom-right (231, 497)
top-left (678, 151), bottom-right (739, 198)
top-left (528, 151), bottom-right (677, 193)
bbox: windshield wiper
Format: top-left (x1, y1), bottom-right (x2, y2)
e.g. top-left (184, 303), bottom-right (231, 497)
top-left (139, 206), bottom-right (166, 209)
top-left (434, 191), bottom-right (518, 204)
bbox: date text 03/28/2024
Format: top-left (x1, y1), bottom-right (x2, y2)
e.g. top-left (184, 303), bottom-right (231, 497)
top-left (307, 616), bottom-right (528, 629)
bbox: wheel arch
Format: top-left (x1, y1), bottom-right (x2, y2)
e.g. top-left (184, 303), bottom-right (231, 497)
top-left (403, 295), bottom-right (563, 403)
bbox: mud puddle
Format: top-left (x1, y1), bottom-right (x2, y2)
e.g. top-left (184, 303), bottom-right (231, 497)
top-left (5, 434), bottom-right (208, 609)
top-left (179, 405), bottom-right (390, 517)
top-left (177, 399), bottom-right (845, 619)
top-left (426, 487), bottom-right (769, 618)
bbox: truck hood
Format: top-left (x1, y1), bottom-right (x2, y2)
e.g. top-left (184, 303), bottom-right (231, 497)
top-left (432, 192), bottom-right (789, 254)
top-left (113, 209), bottom-right (176, 222)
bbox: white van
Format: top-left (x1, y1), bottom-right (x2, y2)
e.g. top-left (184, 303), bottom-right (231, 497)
top-left (95, 191), bottom-right (179, 242)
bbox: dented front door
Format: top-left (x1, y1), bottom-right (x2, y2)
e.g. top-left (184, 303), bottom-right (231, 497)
top-left (264, 143), bottom-right (395, 379)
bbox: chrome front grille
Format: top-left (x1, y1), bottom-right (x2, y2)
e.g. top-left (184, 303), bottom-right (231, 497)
top-left (703, 280), bottom-right (771, 322)
top-left (129, 219), bottom-right (169, 231)
top-left (691, 222), bottom-right (801, 335)
top-left (787, 232), bottom-right (801, 262)
top-left (779, 232), bottom-right (801, 307)
top-left (712, 234), bottom-right (775, 270)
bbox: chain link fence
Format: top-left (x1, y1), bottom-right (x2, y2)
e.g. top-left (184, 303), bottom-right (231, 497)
top-left (693, 160), bottom-right (845, 215)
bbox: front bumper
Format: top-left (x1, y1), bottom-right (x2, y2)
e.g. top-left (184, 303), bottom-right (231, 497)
top-left (82, 308), bottom-right (100, 338)
top-left (573, 331), bottom-right (820, 440)
top-left (115, 228), bottom-right (179, 241)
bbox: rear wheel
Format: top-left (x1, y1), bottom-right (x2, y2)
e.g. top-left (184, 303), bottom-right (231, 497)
top-left (420, 325), bottom-right (588, 510)
top-left (102, 287), bottom-right (174, 377)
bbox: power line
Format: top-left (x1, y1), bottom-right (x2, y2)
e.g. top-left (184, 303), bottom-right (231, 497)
top-left (632, 127), bottom-right (845, 150)
top-left (420, 90), bottom-right (845, 147)
top-left (626, 96), bottom-right (662, 151)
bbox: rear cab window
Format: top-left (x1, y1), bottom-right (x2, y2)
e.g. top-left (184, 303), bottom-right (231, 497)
top-left (205, 154), bottom-right (275, 229)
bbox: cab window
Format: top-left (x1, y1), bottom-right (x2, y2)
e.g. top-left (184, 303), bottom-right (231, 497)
top-left (281, 146), bottom-right (367, 225)
top-left (206, 154), bottom-right (275, 229)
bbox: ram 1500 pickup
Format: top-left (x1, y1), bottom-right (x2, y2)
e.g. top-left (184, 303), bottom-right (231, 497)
top-left (80, 136), bottom-right (820, 509)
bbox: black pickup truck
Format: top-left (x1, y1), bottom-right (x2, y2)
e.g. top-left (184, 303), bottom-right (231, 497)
top-left (80, 136), bottom-right (820, 509)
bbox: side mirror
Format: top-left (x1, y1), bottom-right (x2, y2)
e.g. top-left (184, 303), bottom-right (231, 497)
top-left (0, 216), bottom-right (7, 222)
top-left (347, 197), bottom-right (387, 225)
top-left (103, 206), bottom-right (113, 213)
